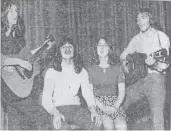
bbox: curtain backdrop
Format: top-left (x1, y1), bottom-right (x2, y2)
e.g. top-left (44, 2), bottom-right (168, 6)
top-left (17, 0), bottom-right (171, 67)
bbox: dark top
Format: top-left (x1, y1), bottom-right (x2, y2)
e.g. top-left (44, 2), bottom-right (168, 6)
top-left (1, 19), bottom-right (31, 107)
top-left (1, 18), bottom-right (26, 56)
top-left (88, 63), bottom-right (125, 96)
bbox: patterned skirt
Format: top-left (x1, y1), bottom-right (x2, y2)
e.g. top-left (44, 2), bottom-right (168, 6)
top-left (95, 95), bottom-right (126, 120)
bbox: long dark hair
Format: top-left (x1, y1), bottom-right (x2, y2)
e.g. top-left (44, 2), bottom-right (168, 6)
top-left (53, 36), bottom-right (83, 74)
top-left (1, 0), bottom-right (19, 28)
top-left (92, 37), bottom-right (118, 66)
top-left (1, 0), bottom-right (26, 55)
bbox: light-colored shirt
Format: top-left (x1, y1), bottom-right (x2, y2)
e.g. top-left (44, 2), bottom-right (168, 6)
top-left (120, 28), bottom-right (170, 73)
top-left (42, 63), bottom-right (96, 114)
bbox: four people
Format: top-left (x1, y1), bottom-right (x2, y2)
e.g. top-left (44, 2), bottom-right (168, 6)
top-left (120, 8), bottom-right (170, 130)
top-left (1, 1), bottom-right (169, 130)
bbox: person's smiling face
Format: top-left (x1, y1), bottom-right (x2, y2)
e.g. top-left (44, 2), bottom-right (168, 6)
top-left (136, 13), bottom-right (150, 32)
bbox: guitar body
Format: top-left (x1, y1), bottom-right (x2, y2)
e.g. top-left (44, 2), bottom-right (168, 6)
top-left (1, 34), bottom-right (55, 98)
top-left (124, 52), bottom-right (148, 86)
top-left (1, 65), bottom-right (38, 98)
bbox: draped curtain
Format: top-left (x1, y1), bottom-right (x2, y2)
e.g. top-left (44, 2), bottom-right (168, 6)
top-left (17, 0), bottom-right (171, 68)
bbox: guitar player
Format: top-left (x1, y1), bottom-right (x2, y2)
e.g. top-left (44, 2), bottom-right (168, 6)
top-left (1, 0), bottom-right (53, 130)
top-left (120, 7), bottom-right (170, 130)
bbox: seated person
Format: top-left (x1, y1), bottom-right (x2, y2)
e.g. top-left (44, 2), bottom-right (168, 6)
top-left (41, 36), bottom-right (102, 130)
top-left (88, 37), bottom-right (127, 130)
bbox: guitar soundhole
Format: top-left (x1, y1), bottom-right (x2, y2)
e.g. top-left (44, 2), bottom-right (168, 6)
top-left (23, 66), bottom-right (33, 79)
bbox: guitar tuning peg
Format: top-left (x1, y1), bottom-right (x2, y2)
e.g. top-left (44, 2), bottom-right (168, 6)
top-left (50, 36), bottom-right (55, 42)
top-left (46, 34), bottom-right (51, 39)
top-left (45, 34), bottom-right (55, 43)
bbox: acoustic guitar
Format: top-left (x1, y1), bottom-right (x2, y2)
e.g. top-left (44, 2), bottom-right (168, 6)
top-left (1, 35), bottom-right (55, 98)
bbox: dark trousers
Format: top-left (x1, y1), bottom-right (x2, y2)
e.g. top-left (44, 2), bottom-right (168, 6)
top-left (1, 80), bottom-right (51, 130)
top-left (124, 73), bottom-right (166, 130)
top-left (53, 105), bottom-right (102, 130)
top-left (6, 103), bottom-right (51, 130)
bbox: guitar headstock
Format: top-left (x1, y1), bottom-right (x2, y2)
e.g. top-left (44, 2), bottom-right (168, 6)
top-left (46, 34), bottom-right (55, 43)
top-left (153, 48), bottom-right (167, 59)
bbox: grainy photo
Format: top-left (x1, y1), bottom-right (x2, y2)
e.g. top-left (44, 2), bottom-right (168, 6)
top-left (1, 0), bottom-right (171, 130)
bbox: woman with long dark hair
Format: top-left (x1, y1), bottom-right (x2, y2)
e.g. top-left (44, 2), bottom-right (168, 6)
top-left (88, 37), bottom-right (127, 130)
top-left (1, 0), bottom-right (53, 129)
top-left (1, 0), bottom-right (26, 55)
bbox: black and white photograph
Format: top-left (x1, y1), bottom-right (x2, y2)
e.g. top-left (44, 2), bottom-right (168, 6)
top-left (1, 0), bottom-right (171, 130)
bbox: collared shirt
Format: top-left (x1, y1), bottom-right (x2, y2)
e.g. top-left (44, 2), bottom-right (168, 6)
top-left (42, 63), bottom-right (96, 114)
top-left (120, 28), bottom-right (170, 73)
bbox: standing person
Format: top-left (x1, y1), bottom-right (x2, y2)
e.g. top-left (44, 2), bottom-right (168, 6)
top-left (42, 36), bottom-right (102, 130)
top-left (1, 0), bottom-right (53, 129)
top-left (88, 37), bottom-right (127, 130)
top-left (120, 7), bottom-right (170, 130)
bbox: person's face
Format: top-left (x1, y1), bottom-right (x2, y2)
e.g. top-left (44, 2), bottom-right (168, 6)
top-left (97, 39), bottom-right (109, 58)
top-left (7, 4), bottom-right (18, 26)
top-left (136, 12), bottom-right (150, 32)
top-left (60, 43), bottom-right (74, 60)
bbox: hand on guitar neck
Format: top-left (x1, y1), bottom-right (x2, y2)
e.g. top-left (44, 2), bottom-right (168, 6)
top-left (146, 48), bottom-right (169, 74)
top-left (30, 39), bottom-right (54, 54)
top-left (16, 34), bottom-right (55, 79)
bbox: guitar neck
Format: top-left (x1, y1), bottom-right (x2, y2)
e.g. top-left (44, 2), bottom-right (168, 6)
top-left (28, 35), bottom-right (55, 64)
top-left (29, 43), bottom-right (49, 64)
top-left (150, 49), bottom-right (167, 59)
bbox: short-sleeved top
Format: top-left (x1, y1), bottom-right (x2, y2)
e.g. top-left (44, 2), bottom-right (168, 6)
top-left (88, 63), bottom-right (125, 97)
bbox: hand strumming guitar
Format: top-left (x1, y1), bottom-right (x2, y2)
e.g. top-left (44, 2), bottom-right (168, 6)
top-left (31, 37), bottom-right (55, 54)
top-left (46, 40), bottom-right (55, 50)
top-left (145, 55), bottom-right (156, 66)
top-left (3, 57), bottom-right (32, 71)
